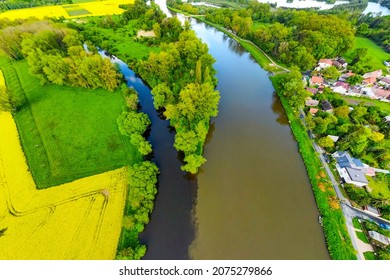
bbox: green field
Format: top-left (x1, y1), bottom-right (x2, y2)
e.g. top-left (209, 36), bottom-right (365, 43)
top-left (356, 231), bottom-right (370, 244)
top-left (368, 176), bottom-right (390, 200)
top-left (344, 37), bottom-right (390, 72)
top-left (0, 58), bottom-right (141, 189)
top-left (83, 19), bottom-right (158, 61)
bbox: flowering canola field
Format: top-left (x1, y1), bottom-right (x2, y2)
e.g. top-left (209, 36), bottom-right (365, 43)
top-left (0, 71), bottom-right (128, 259)
top-left (0, 0), bottom-right (134, 20)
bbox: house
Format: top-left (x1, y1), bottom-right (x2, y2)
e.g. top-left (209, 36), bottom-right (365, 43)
top-left (339, 72), bottom-right (354, 82)
top-left (332, 57), bottom-right (348, 69)
top-left (332, 151), bottom-right (369, 187)
top-left (347, 86), bottom-right (362, 96)
top-left (306, 87), bottom-right (318, 95)
top-left (305, 98), bottom-right (319, 106)
top-left (384, 61), bottom-right (390, 67)
top-left (332, 81), bottom-right (349, 94)
top-left (368, 231), bottom-right (390, 248)
top-left (321, 100), bottom-right (333, 113)
top-left (384, 116), bottom-right (390, 123)
top-left (362, 77), bottom-right (377, 85)
top-left (309, 108), bottom-right (319, 115)
top-left (363, 69), bottom-right (382, 79)
top-left (363, 206), bottom-right (381, 217)
top-left (372, 87), bottom-right (390, 100)
top-left (361, 87), bottom-right (376, 98)
top-left (310, 76), bottom-right (324, 85)
top-left (318, 59), bottom-right (333, 69)
top-left (379, 77), bottom-right (390, 87)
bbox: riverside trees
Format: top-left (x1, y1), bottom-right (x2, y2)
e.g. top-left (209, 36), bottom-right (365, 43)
top-left (138, 30), bottom-right (220, 173)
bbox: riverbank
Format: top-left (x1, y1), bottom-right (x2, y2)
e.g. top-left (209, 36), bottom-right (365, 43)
top-left (271, 75), bottom-right (356, 260)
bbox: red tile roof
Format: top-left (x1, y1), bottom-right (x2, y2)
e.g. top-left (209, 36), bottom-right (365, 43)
top-left (311, 76), bottom-right (324, 84)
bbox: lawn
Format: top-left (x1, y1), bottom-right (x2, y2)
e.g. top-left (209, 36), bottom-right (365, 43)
top-left (343, 36), bottom-right (390, 72)
top-left (356, 231), bottom-right (370, 244)
top-left (352, 217), bottom-right (363, 230)
top-left (0, 58), bottom-right (141, 189)
top-left (367, 176), bottom-right (390, 200)
top-left (364, 251), bottom-right (377, 260)
top-left (0, 0), bottom-right (134, 20)
top-left (0, 110), bottom-right (128, 259)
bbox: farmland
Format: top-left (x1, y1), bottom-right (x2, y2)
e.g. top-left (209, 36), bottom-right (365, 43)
top-left (0, 58), bottom-right (141, 188)
top-left (0, 102), bottom-right (129, 259)
top-left (0, 0), bottom-right (134, 20)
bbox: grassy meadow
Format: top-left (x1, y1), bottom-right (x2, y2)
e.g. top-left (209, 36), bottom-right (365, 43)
top-left (344, 36), bottom-right (390, 72)
top-left (0, 58), bottom-right (141, 188)
top-left (0, 110), bottom-right (128, 259)
top-left (0, 0), bottom-right (134, 20)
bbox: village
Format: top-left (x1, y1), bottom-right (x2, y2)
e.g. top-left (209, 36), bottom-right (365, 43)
top-left (302, 57), bottom-right (390, 259)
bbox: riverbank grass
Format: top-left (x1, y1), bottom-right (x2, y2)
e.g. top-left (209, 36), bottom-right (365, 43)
top-left (0, 58), bottom-right (141, 189)
top-left (271, 74), bottom-right (357, 260)
top-left (343, 36), bottom-right (390, 72)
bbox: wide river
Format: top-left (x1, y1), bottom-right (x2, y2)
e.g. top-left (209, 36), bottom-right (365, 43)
top-left (119, 0), bottom-right (330, 259)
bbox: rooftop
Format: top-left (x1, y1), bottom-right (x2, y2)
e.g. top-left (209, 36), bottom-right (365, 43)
top-left (368, 231), bottom-right (390, 246)
top-left (345, 167), bottom-right (368, 184)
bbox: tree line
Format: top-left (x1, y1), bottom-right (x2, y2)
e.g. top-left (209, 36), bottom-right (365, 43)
top-left (0, 20), bottom-right (122, 91)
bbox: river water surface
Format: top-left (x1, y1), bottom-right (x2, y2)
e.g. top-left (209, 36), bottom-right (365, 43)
top-left (113, 0), bottom-right (330, 259)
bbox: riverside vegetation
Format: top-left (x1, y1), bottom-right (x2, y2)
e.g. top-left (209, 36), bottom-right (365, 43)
top-left (78, 0), bottom-right (220, 173)
top-left (0, 15), bottom-right (157, 259)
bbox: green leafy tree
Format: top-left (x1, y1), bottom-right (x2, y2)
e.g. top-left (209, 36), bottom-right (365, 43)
top-left (117, 111), bottom-right (151, 137)
top-left (322, 66), bottom-right (340, 80)
top-left (318, 136), bottom-right (335, 148)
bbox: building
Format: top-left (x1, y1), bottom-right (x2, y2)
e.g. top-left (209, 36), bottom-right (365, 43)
top-left (310, 76), bottom-right (324, 85)
top-left (384, 116), bottom-right (390, 123)
top-left (332, 57), bottom-right (348, 69)
top-left (306, 87), bottom-right (318, 95)
top-left (362, 77), bottom-right (377, 86)
top-left (309, 108), bottom-right (319, 115)
top-left (332, 81), bottom-right (349, 94)
top-left (305, 98), bottom-right (319, 106)
top-left (339, 72), bottom-right (354, 82)
top-left (321, 100), bottom-right (333, 113)
top-left (372, 87), bottom-right (390, 100)
top-left (379, 77), bottom-right (390, 87)
top-left (318, 59), bottom-right (333, 69)
top-left (363, 69), bottom-right (382, 80)
top-left (332, 151), bottom-right (369, 187)
top-left (328, 135), bottom-right (339, 143)
top-left (368, 231), bottom-right (390, 248)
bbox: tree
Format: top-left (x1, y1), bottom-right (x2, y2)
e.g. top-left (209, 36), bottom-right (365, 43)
top-left (322, 66), bottom-right (340, 80)
top-left (370, 131), bottom-right (385, 142)
top-left (280, 69), bottom-right (307, 111)
top-left (117, 111), bottom-right (151, 137)
top-left (346, 75), bottom-right (363, 85)
top-left (350, 106), bottom-right (367, 124)
top-left (318, 136), bottom-right (335, 149)
top-left (174, 131), bottom-right (199, 153)
top-left (182, 154), bottom-right (206, 174)
top-left (333, 105), bottom-right (350, 119)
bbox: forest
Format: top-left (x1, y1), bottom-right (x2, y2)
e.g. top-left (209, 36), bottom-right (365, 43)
top-left (0, 0), bottom-right (70, 11)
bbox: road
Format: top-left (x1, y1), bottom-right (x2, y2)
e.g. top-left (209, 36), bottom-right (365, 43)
top-left (300, 110), bottom-right (390, 260)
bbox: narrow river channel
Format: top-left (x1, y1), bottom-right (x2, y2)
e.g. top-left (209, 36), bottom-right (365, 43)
top-left (106, 0), bottom-right (330, 259)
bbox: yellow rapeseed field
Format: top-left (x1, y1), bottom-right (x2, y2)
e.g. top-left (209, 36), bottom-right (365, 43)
top-left (0, 80), bottom-right (128, 259)
top-left (0, 0), bottom-right (134, 20)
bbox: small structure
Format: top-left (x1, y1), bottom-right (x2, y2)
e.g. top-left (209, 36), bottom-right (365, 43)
top-left (309, 108), bottom-right (319, 115)
top-left (384, 61), bottom-right (390, 67)
top-left (363, 69), bottom-right (382, 80)
top-left (368, 231), bottom-right (390, 248)
top-left (305, 98), bottom-right (319, 107)
top-left (318, 59), bottom-right (333, 69)
top-left (328, 135), bottom-right (339, 143)
top-left (363, 205), bottom-right (381, 217)
top-left (310, 76), bottom-right (324, 86)
top-left (339, 72), bottom-right (354, 82)
top-left (361, 87), bottom-right (376, 98)
top-left (136, 30), bottom-right (156, 38)
top-left (384, 116), bottom-right (390, 123)
top-left (321, 100), bottom-right (333, 113)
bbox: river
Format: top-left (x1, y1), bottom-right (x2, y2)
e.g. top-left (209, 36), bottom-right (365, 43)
top-left (109, 0), bottom-right (330, 259)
